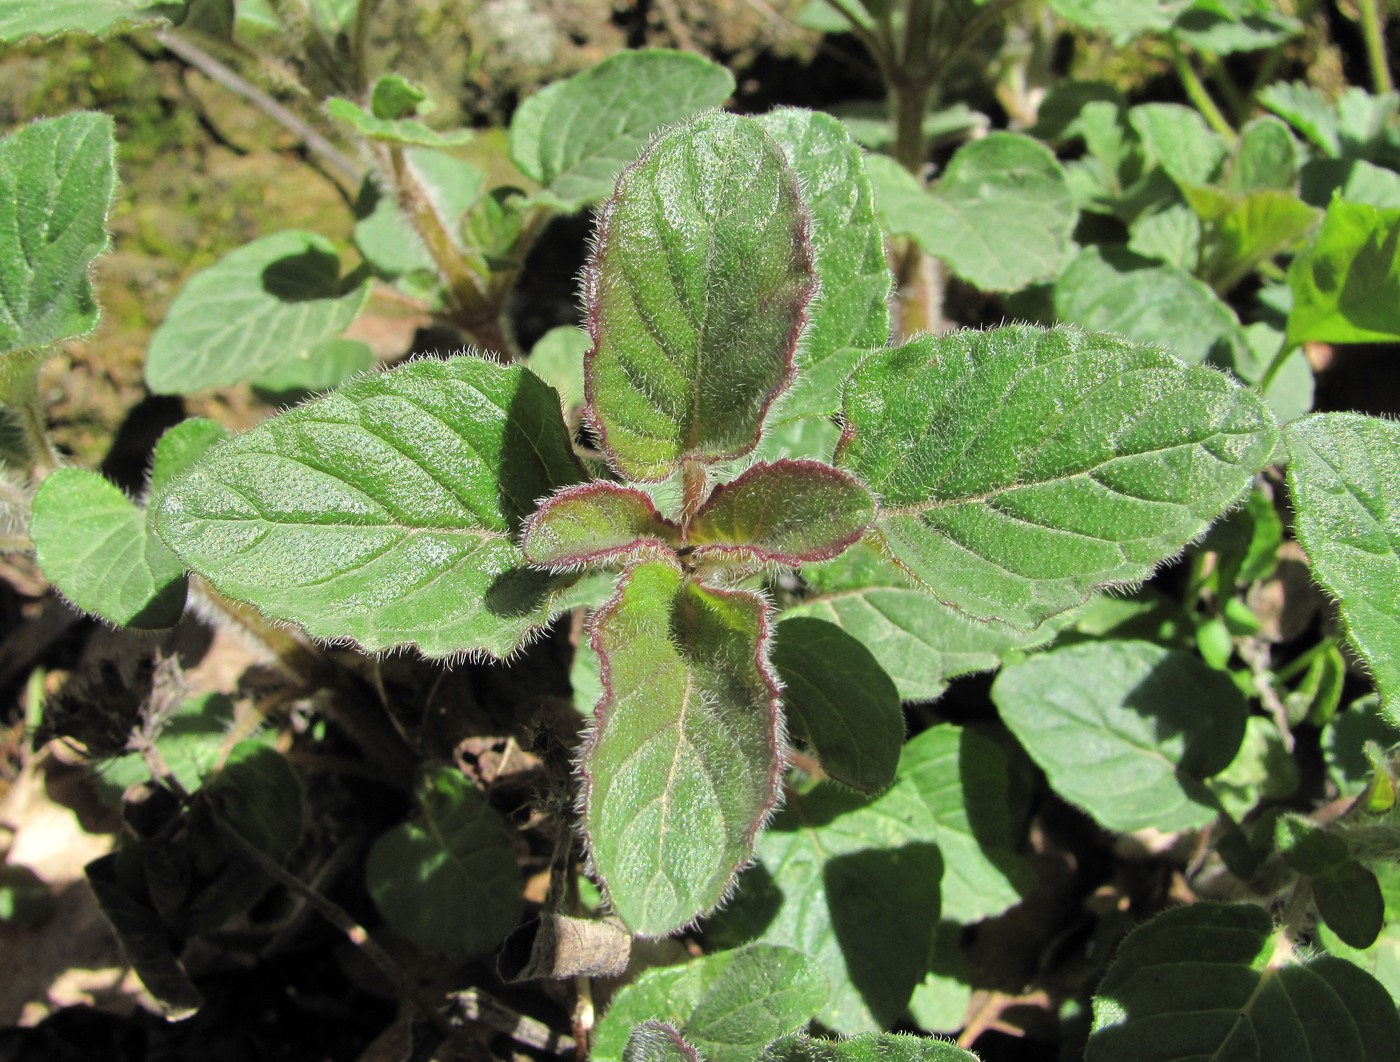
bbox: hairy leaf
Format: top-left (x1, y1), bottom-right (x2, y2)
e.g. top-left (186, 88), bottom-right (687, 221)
top-left (366, 767), bottom-right (522, 961)
top-left (0, 0), bottom-right (185, 40)
top-left (993, 641), bottom-right (1247, 832)
top-left (1286, 414), bottom-right (1400, 718)
top-left (583, 560), bottom-right (781, 936)
top-left (688, 461), bottom-right (874, 567)
top-left (625, 1023), bottom-right (704, 1062)
top-left (145, 230), bottom-right (370, 394)
top-left (31, 468), bottom-right (186, 628)
top-left (0, 112), bottom-right (116, 358)
top-left (252, 337), bottom-right (374, 396)
top-left (594, 944), bottom-right (828, 1062)
top-left (1088, 903), bottom-right (1400, 1061)
top-left (353, 149), bottom-right (484, 280)
top-left (509, 49), bottom-right (735, 213)
top-left (837, 325), bottom-right (1278, 629)
top-left (585, 113), bottom-right (814, 481)
top-left (153, 356), bottom-right (585, 659)
top-left (1287, 199), bottom-right (1400, 346)
top-left (148, 418), bottom-right (230, 502)
top-left (757, 109), bottom-right (890, 417)
top-left (761, 1033), bottom-right (979, 1062)
top-left (522, 482), bottom-right (679, 569)
top-left (770, 617), bottom-right (902, 794)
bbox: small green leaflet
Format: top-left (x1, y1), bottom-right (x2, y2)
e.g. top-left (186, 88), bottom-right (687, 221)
top-left (583, 560), bottom-right (780, 936)
top-left (522, 482), bottom-right (679, 569)
top-left (993, 641), bottom-right (1247, 832)
top-left (1087, 902), bottom-right (1400, 1061)
top-left (1286, 414), bottom-right (1400, 719)
top-left (585, 112), bottom-right (814, 481)
top-left (145, 230), bottom-right (370, 394)
top-left (594, 944), bottom-right (828, 1062)
top-left (325, 81), bottom-right (472, 149)
top-left (1286, 198), bottom-right (1400, 347)
top-left (31, 468), bottom-right (186, 629)
top-left (153, 356), bottom-right (585, 659)
top-left (0, 112), bottom-right (117, 358)
top-left (838, 325), bottom-right (1278, 629)
top-left (0, 0), bottom-right (185, 40)
top-left (509, 49), bottom-right (736, 213)
top-left (365, 767), bottom-right (522, 961)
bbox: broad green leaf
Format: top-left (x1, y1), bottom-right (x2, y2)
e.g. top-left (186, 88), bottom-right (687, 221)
top-left (145, 230), bottom-right (370, 395)
top-left (756, 109), bottom-right (890, 417)
top-left (593, 944), bottom-right (828, 1062)
top-left (1087, 902), bottom-right (1400, 1061)
top-left (1173, 0), bottom-right (1300, 53)
top-left (869, 135), bottom-right (1077, 292)
top-left (366, 766), bottom-right (522, 961)
top-left (31, 468), bottom-right (186, 628)
top-left (586, 113), bottom-right (813, 481)
top-left (1048, 0), bottom-right (1186, 40)
top-left (509, 50), bottom-right (736, 212)
top-left (1318, 860), bottom-right (1400, 1005)
top-left (148, 417), bottom-right (230, 502)
top-left (688, 461), bottom-right (875, 567)
top-left (203, 741), bottom-right (303, 864)
top-left (1301, 158), bottom-right (1400, 210)
top-left (1184, 185), bottom-right (1320, 293)
top-left (583, 560), bottom-right (781, 936)
top-left (527, 325), bottom-right (589, 411)
top-left (708, 781), bottom-right (942, 1031)
top-left (325, 95), bottom-right (472, 148)
top-left (1129, 103), bottom-right (1228, 187)
top-left (770, 617), bottom-right (902, 794)
top-left (1286, 199), bottom-right (1400, 346)
top-left (1260, 81), bottom-right (1344, 158)
top-left (838, 326), bottom-right (1278, 629)
top-left (353, 149), bottom-right (485, 279)
top-left (993, 641), bottom-right (1247, 832)
top-left (791, 541), bottom-right (1062, 702)
top-left (252, 337), bottom-right (374, 396)
top-left (1207, 716), bottom-right (1298, 820)
top-left (900, 725), bottom-right (1031, 923)
top-left (1228, 116), bottom-right (1300, 194)
top-left (0, 0), bottom-right (186, 39)
top-left (522, 482), bottom-right (679, 569)
top-left (1055, 245), bottom-right (1246, 365)
top-left (0, 112), bottom-right (117, 358)
top-left (153, 356), bottom-right (586, 659)
top-left (625, 1023), bottom-right (704, 1062)
top-left (761, 1033), bottom-right (979, 1062)
top-left (1286, 414), bottom-right (1400, 718)
top-left (1315, 860), bottom-right (1385, 950)
top-left (1127, 204), bottom-right (1201, 269)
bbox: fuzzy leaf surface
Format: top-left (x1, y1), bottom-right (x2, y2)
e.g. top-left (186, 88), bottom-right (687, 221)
top-left (837, 325), bottom-right (1278, 629)
top-left (509, 49), bottom-right (735, 212)
top-left (153, 357), bottom-right (585, 659)
top-left (869, 135), bottom-right (1076, 292)
top-left (1285, 413), bottom-right (1400, 718)
top-left (522, 482), bottom-right (679, 569)
top-left (1087, 902), bottom-right (1400, 1061)
top-left (0, 112), bottom-right (116, 357)
top-left (624, 1023), bottom-right (704, 1062)
top-left (993, 640), bottom-right (1247, 832)
top-left (145, 230), bottom-right (369, 394)
top-left (688, 461), bottom-right (874, 566)
top-left (756, 108), bottom-right (890, 417)
top-left (584, 560), bottom-right (781, 936)
top-left (365, 766), bottom-right (522, 961)
top-left (708, 781), bottom-right (942, 1031)
top-left (585, 112), bottom-right (814, 481)
top-left (770, 617), bottom-right (902, 794)
top-left (1287, 198), bottom-right (1400, 346)
top-left (31, 468), bottom-right (185, 628)
top-left (594, 944), bottom-right (828, 1062)
top-left (0, 0), bottom-right (184, 39)
top-left (761, 1033), bottom-right (979, 1062)
top-left (148, 418), bottom-right (230, 502)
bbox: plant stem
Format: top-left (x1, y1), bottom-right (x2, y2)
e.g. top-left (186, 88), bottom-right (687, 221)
top-left (351, 0), bottom-right (379, 92)
top-left (679, 459), bottom-right (709, 531)
top-left (154, 30), bottom-right (364, 189)
top-left (1359, 0), bottom-right (1396, 95)
top-left (1170, 36), bottom-right (1237, 144)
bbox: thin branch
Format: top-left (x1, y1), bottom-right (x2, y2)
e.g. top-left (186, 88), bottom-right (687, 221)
top-left (1358, 0), bottom-right (1396, 96)
top-left (1169, 36), bottom-right (1237, 144)
top-left (155, 30), bottom-right (365, 188)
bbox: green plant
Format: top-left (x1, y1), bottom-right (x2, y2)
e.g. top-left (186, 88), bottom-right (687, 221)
top-left (4, 2), bottom-right (1400, 1059)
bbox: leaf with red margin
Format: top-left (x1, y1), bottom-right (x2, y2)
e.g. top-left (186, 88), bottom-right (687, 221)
top-left (584, 112), bottom-right (815, 482)
top-left (521, 482), bottom-right (680, 570)
top-left (582, 559), bottom-right (782, 937)
top-left (687, 460), bottom-right (875, 567)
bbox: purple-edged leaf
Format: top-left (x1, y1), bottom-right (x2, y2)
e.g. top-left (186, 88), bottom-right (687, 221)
top-left (688, 461), bottom-right (875, 567)
top-left (583, 560), bottom-right (782, 936)
top-left (585, 112), bottom-right (815, 482)
top-left (625, 1022), bottom-right (704, 1062)
top-left (522, 482), bottom-right (680, 570)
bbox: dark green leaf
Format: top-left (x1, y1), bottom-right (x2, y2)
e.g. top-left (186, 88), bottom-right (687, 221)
top-left (585, 112), bottom-right (813, 481)
top-left (761, 1032), bottom-right (979, 1062)
top-left (369, 74), bottom-right (426, 121)
top-left (1315, 860), bottom-right (1385, 950)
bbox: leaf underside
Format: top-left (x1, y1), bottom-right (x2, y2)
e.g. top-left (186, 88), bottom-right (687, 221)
top-left (583, 560), bottom-right (781, 937)
top-left (837, 324), bottom-right (1279, 629)
top-left (153, 356), bottom-right (585, 659)
top-left (585, 112), bottom-right (815, 482)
